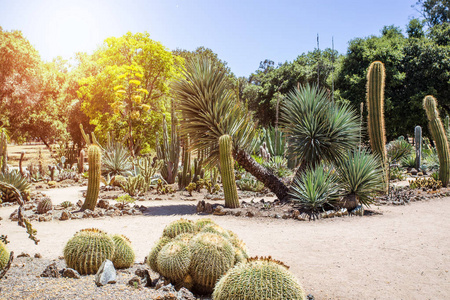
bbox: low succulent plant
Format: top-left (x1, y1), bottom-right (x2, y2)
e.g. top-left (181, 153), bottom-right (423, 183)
top-left (63, 228), bottom-right (115, 275)
top-left (409, 177), bottom-right (442, 190)
top-left (212, 256), bottom-right (306, 300)
top-left (147, 236), bottom-right (172, 273)
top-left (60, 201), bottom-right (73, 209)
top-left (37, 198), bottom-right (53, 214)
top-left (111, 234), bottom-right (135, 269)
top-left (157, 240), bottom-right (192, 283)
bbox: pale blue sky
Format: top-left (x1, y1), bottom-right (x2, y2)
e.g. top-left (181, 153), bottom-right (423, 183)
top-left (0, 0), bottom-right (420, 76)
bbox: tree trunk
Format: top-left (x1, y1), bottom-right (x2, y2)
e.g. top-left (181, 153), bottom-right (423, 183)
top-left (234, 149), bottom-right (289, 201)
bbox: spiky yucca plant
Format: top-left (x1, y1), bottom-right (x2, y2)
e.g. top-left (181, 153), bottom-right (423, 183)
top-left (288, 164), bottom-right (341, 217)
top-left (335, 148), bottom-right (384, 209)
top-left (102, 140), bottom-right (133, 176)
top-left (281, 84), bottom-right (360, 169)
top-left (173, 57), bottom-right (289, 200)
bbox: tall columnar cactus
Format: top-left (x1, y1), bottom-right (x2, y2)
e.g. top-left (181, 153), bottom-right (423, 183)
top-left (212, 257), bottom-right (306, 300)
top-left (63, 228), bottom-right (115, 275)
top-left (0, 131), bottom-right (7, 173)
top-left (415, 126), bottom-right (422, 170)
top-left (82, 144), bottom-right (101, 211)
top-left (423, 95), bottom-right (450, 186)
top-left (157, 104), bottom-right (181, 184)
top-left (219, 135), bottom-right (239, 208)
top-left (179, 137), bottom-right (191, 190)
top-left (366, 61), bottom-right (388, 193)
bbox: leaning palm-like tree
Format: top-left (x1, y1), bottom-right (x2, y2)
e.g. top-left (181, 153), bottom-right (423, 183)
top-left (173, 57), bottom-right (289, 200)
top-left (281, 85), bottom-right (360, 170)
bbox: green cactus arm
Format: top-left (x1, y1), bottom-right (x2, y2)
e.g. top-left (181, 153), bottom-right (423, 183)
top-left (219, 135), bottom-right (239, 208)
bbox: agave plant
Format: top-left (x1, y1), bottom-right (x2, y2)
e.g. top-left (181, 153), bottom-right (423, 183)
top-left (335, 148), bottom-right (384, 209)
top-left (281, 84), bottom-right (360, 169)
top-left (0, 170), bottom-right (31, 203)
top-left (288, 164), bottom-right (341, 217)
top-left (386, 138), bottom-right (413, 163)
top-left (401, 154), bottom-right (417, 169)
top-left (422, 146), bottom-right (440, 171)
top-left (102, 140), bottom-right (133, 176)
top-left (173, 57), bottom-right (289, 200)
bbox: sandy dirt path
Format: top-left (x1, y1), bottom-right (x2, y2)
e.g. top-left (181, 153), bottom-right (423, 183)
top-left (1, 192), bottom-right (449, 300)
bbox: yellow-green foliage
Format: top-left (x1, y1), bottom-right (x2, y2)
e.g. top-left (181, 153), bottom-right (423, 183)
top-left (212, 257), bottom-right (306, 300)
top-left (148, 218), bottom-right (248, 295)
top-left (162, 218), bottom-right (196, 238)
top-left (409, 177), bottom-right (442, 190)
top-left (111, 234), bottom-right (135, 269)
top-left (63, 228), bottom-right (115, 275)
top-left (0, 240), bottom-right (10, 270)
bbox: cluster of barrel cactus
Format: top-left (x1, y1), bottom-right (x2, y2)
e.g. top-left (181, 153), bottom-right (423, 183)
top-left (147, 218), bottom-right (248, 294)
top-left (63, 228), bottom-right (135, 275)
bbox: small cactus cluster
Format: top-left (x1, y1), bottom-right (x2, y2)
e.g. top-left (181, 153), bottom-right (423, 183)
top-left (63, 228), bottom-right (135, 275)
top-left (212, 256), bottom-right (306, 300)
top-left (36, 198), bottom-right (53, 214)
top-left (60, 201), bottom-right (72, 208)
top-left (0, 240), bottom-right (10, 270)
top-left (408, 177), bottom-right (442, 190)
top-left (148, 218), bottom-right (248, 294)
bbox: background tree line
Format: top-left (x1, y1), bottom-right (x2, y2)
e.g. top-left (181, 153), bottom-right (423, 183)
top-left (0, 0), bottom-right (448, 148)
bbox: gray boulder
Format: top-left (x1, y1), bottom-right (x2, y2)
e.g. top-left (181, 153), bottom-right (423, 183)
top-left (94, 260), bottom-right (116, 286)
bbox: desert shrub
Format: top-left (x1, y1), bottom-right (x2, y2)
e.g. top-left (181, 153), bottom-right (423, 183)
top-left (288, 164), bottom-right (340, 216)
top-left (335, 148), bottom-right (384, 207)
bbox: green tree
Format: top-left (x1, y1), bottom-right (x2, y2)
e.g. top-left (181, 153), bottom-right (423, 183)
top-left (0, 27), bottom-right (41, 141)
top-left (78, 32), bottom-right (182, 154)
top-left (414, 0), bottom-right (450, 27)
top-left (243, 49), bottom-right (341, 127)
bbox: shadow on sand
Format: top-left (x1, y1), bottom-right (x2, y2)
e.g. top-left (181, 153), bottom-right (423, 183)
top-left (142, 204), bottom-right (197, 216)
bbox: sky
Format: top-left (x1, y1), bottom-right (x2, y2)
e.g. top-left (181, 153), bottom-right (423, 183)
top-left (0, 0), bottom-right (421, 77)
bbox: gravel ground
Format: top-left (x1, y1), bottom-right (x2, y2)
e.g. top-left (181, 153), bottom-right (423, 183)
top-left (0, 257), bottom-right (207, 300)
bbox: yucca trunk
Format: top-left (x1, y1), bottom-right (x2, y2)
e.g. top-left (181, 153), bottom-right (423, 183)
top-left (234, 149), bottom-right (289, 201)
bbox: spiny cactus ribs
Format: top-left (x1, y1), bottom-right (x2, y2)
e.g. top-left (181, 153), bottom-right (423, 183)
top-left (212, 257), bottom-right (306, 300)
top-left (64, 228), bottom-right (114, 275)
top-left (82, 144), bottom-right (101, 211)
top-left (147, 218), bottom-right (249, 295)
